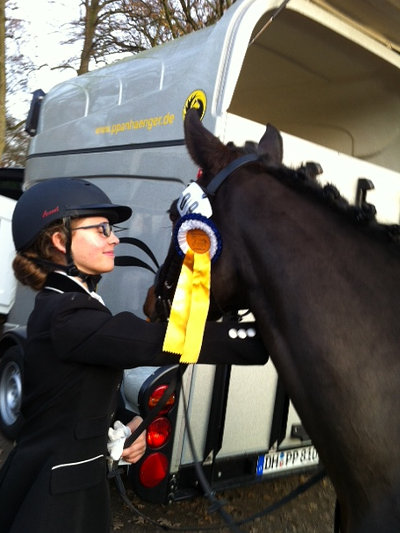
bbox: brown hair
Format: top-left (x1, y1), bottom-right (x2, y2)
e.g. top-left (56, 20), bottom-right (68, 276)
top-left (12, 221), bottom-right (68, 291)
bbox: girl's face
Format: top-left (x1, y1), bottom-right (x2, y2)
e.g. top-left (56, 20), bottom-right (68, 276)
top-left (69, 216), bottom-right (120, 275)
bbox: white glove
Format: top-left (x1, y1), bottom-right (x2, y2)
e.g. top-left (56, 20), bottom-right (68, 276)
top-left (107, 420), bottom-right (132, 461)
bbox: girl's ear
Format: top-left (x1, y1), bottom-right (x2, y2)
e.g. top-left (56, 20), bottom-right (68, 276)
top-left (51, 231), bottom-right (67, 254)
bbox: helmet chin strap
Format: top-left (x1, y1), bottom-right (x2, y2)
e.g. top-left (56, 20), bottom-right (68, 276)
top-left (20, 217), bottom-right (103, 292)
top-left (62, 217), bottom-right (102, 292)
top-left (78, 273), bottom-right (102, 292)
top-left (26, 256), bottom-right (101, 292)
top-left (65, 263), bottom-right (101, 292)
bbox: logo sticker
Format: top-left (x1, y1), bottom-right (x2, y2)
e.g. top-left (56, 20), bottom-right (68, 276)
top-left (183, 90), bottom-right (206, 121)
top-left (42, 206), bottom-right (60, 218)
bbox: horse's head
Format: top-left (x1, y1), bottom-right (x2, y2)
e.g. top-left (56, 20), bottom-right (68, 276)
top-left (143, 108), bottom-right (285, 321)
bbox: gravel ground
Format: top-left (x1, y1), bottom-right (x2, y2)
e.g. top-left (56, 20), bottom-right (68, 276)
top-left (109, 471), bottom-right (336, 532)
top-left (0, 433), bottom-right (336, 532)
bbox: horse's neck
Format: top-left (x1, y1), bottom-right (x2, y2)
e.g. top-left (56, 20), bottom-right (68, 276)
top-left (234, 194), bottom-right (400, 519)
top-left (238, 184), bottom-right (399, 328)
top-left (222, 183), bottom-right (399, 451)
top-left (243, 193), bottom-right (399, 364)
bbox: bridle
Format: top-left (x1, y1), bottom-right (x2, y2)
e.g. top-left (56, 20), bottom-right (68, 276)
top-left (203, 153), bottom-right (260, 195)
top-left (153, 153), bottom-right (261, 321)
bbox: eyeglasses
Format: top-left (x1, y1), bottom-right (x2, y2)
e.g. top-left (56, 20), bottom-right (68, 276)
top-left (71, 222), bottom-right (126, 238)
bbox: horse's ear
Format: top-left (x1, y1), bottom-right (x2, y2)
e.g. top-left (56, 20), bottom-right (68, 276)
top-left (258, 123), bottom-right (283, 165)
top-left (184, 109), bottom-right (228, 172)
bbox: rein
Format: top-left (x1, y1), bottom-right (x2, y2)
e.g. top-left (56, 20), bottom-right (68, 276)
top-left (112, 154), bottom-right (328, 530)
top-left (109, 367), bottom-right (326, 531)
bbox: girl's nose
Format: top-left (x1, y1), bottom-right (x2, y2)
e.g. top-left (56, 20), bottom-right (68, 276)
top-left (109, 230), bottom-right (119, 245)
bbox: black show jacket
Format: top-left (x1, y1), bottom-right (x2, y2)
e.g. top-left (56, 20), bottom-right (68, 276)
top-left (0, 273), bottom-right (267, 533)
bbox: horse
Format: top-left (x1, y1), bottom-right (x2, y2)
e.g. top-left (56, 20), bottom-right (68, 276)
top-left (146, 108), bottom-right (400, 533)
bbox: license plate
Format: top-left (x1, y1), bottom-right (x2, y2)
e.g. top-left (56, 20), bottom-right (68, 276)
top-left (256, 445), bottom-right (319, 476)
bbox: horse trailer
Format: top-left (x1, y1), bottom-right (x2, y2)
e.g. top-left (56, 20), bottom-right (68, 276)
top-left (1, 0), bottom-right (400, 504)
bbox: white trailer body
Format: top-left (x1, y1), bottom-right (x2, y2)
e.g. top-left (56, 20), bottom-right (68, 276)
top-left (0, 195), bottom-right (17, 317)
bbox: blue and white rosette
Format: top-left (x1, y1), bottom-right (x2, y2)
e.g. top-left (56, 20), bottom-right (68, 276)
top-left (173, 213), bottom-right (222, 263)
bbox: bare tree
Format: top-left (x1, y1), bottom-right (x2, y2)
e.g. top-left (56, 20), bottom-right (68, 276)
top-left (2, 114), bottom-right (28, 166)
top-left (77, 0), bottom-right (114, 75)
top-left (103, 0), bottom-right (236, 51)
top-left (70, 0), bottom-right (235, 75)
top-left (1, 0), bottom-right (33, 166)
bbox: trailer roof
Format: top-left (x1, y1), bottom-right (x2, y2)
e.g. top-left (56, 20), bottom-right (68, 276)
top-left (314, 0), bottom-right (400, 51)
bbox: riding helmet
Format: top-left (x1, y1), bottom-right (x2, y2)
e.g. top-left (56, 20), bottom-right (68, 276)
top-left (12, 178), bottom-right (132, 252)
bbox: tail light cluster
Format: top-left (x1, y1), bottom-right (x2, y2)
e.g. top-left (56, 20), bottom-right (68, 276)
top-left (138, 384), bottom-right (176, 489)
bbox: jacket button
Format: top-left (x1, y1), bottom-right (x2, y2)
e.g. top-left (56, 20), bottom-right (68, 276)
top-left (228, 328), bottom-right (237, 339)
top-left (247, 328), bottom-right (256, 337)
top-left (237, 328), bottom-right (247, 339)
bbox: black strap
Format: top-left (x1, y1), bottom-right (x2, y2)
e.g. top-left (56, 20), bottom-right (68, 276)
top-left (122, 368), bottom-right (179, 449)
top-left (334, 499), bottom-right (341, 533)
top-left (206, 153), bottom-right (259, 195)
top-left (235, 468), bottom-right (326, 527)
top-left (110, 364), bottom-right (326, 532)
top-left (178, 365), bottom-right (245, 533)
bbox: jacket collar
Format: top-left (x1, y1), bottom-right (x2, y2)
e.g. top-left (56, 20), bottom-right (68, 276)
top-left (45, 272), bottom-right (90, 295)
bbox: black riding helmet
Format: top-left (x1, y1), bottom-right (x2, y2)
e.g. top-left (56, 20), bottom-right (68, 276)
top-left (12, 178), bottom-right (132, 284)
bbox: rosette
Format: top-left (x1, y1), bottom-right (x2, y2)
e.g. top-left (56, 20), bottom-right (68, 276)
top-left (162, 214), bottom-right (222, 363)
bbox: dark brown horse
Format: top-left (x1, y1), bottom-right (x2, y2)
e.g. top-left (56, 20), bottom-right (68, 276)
top-left (147, 109), bottom-right (400, 532)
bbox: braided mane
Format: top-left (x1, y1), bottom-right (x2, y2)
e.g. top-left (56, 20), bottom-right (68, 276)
top-left (231, 141), bottom-right (400, 250)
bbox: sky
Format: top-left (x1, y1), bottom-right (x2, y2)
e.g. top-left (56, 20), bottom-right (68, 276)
top-left (9, 0), bottom-right (81, 119)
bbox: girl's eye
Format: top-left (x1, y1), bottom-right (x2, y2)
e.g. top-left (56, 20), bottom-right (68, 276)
top-left (99, 224), bottom-right (112, 237)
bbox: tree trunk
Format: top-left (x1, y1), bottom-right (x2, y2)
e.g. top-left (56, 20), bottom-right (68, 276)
top-left (77, 0), bottom-right (102, 75)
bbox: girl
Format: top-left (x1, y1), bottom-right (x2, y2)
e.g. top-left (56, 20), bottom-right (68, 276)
top-left (0, 178), bottom-right (267, 533)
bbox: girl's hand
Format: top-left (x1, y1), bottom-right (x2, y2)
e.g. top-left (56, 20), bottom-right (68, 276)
top-left (121, 416), bottom-right (146, 464)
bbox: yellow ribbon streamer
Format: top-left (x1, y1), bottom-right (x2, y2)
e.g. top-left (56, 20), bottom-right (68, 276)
top-left (162, 250), bottom-right (194, 355)
top-left (162, 245), bottom-right (211, 363)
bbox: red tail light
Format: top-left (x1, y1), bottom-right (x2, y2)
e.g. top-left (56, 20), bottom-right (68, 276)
top-left (148, 385), bottom-right (175, 414)
top-left (139, 453), bottom-right (168, 488)
top-left (147, 417), bottom-right (172, 449)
